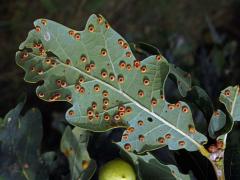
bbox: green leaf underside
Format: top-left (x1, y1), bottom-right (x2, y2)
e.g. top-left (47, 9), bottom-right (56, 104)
top-left (220, 85), bottom-right (240, 121)
top-left (60, 126), bottom-right (96, 180)
top-left (120, 149), bottom-right (191, 180)
top-left (16, 14), bottom-right (206, 152)
top-left (0, 102), bottom-right (46, 180)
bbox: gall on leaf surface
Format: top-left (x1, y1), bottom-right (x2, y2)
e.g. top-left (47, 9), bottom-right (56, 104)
top-left (16, 14), bottom-right (207, 153)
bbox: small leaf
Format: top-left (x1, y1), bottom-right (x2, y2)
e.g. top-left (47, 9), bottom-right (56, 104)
top-left (60, 126), bottom-right (96, 180)
top-left (220, 85), bottom-right (240, 121)
top-left (208, 110), bottom-right (233, 140)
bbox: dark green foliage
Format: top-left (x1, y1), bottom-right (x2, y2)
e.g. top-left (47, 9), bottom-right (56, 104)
top-left (0, 101), bottom-right (47, 180)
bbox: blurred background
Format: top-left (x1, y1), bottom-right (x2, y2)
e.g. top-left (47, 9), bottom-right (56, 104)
top-left (1, 0), bottom-right (240, 179)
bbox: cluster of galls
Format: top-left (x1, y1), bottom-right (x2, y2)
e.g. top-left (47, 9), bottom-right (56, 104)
top-left (20, 42), bottom-right (49, 75)
top-left (20, 23), bottom-right (61, 79)
top-left (122, 128), bottom-right (188, 152)
top-left (38, 77), bottom-right (72, 102)
top-left (34, 19), bottom-right (49, 56)
top-left (122, 121), bottom-right (196, 152)
top-left (121, 101), bottom-right (195, 152)
top-left (102, 105), bottom-right (132, 122)
top-left (166, 102), bottom-right (189, 113)
top-left (31, 17), bottom-right (166, 108)
top-left (33, 42), bottom-right (46, 56)
top-left (208, 140), bottom-right (224, 162)
top-left (67, 96), bottom-right (133, 123)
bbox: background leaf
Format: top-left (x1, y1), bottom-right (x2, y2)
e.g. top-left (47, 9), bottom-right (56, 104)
top-left (220, 85), bottom-right (240, 122)
top-left (0, 102), bottom-right (47, 180)
top-left (60, 126), bottom-right (97, 180)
